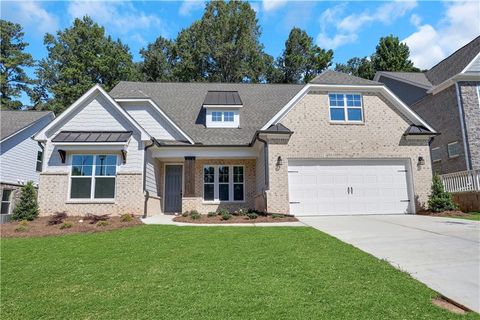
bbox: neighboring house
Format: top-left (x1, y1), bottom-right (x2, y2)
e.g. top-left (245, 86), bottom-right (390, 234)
top-left (33, 70), bottom-right (437, 217)
top-left (375, 36), bottom-right (480, 175)
top-left (0, 111), bottom-right (55, 218)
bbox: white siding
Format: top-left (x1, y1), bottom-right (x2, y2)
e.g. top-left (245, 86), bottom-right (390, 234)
top-left (122, 103), bottom-right (183, 140)
top-left (465, 55), bottom-right (480, 73)
top-left (145, 148), bottom-right (161, 196)
top-left (0, 115), bottom-right (53, 185)
top-left (205, 108), bottom-right (240, 128)
top-left (43, 93), bottom-right (144, 174)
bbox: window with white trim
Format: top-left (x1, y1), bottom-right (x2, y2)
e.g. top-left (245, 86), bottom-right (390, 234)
top-left (329, 93), bottom-right (363, 122)
top-left (431, 147), bottom-right (442, 162)
top-left (1, 190), bottom-right (12, 214)
top-left (203, 165), bottom-right (244, 202)
top-left (70, 154), bottom-right (117, 199)
top-left (36, 151), bottom-right (43, 172)
top-left (212, 111), bottom-right (222, 122)
top-left (447, 142), bottom-right (460, 158)
top-left (223, 111), bottom-right (234, 122)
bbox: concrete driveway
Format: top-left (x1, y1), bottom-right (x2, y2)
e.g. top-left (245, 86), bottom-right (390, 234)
top-left (299, 215), bottom-right (480, 312)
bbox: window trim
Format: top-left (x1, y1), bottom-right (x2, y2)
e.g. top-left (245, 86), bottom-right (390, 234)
top-left (223, 111), bottom-right (234, 122)
top-left (36, 150), bottom-right (43, 172)
top-left (431, 147), bottom-right (442, 163)
top-left (212, 111), bottom-right (223, 122)
top-left (67, 154), bottom-right (118, 202)
top-left (447, 141), bottom-right (460, 159)
top-left (1, 189), bottom-right (13, 215)
top-left (328, 92), bottom-right (364, 123)
top-left (202, 165), bottom-right (245, 203)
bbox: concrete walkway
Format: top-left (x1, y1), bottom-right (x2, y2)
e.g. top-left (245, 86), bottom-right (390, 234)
top-left (299, 215), bottom-right (480, 313)
top-left (142, 214), bottom-right (305, 227)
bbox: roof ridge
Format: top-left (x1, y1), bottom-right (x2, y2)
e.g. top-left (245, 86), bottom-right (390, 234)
top-left (116, 80), bottom-right (304, 87)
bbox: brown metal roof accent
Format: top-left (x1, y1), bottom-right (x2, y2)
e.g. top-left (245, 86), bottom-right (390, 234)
top-left (203, 91), bottom-right (243, 105)
top-left (52, 131), bottom-right (132, 143)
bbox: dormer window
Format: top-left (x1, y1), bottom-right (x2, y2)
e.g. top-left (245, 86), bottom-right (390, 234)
top-left (203, 91), bottom-right (243, 128)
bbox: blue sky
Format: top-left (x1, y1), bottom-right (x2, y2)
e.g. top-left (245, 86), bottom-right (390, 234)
top-left (2, 1), bottom-right (479, 74)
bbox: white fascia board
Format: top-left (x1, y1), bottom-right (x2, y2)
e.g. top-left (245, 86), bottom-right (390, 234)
top-left (152, 147), bottom-right (256, 159)
top-left (116, 98), bottom-right (195, 144)
top-left (203, 104), bottom-right (243, 108)
top-left (428, 73), bottom-right (480, 95)
top-left (261, 84), bottom-right (436, 133)
top-left (33, 85), bottom-right (150, 142)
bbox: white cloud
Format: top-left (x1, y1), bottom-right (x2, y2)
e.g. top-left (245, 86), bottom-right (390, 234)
top-left (263, 0), bottom-right (287, 12)
top-left (1, 1), bottom-right (59, 35)
top-left (68, 1), bottom-right (168, 43)
top-left (403, 1), bottom-right (480, 69)
top-left (317, 1), bottom-right (417, 49)
top-left (409, 14), bottom-right (422, 27)
top-left (179, 1), bottom-right (204, 16)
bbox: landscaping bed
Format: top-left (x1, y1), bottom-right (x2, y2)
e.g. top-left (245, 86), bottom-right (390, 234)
top-left (173, 209), bottom-right (298, 224)
top-left (418, 210), bottom-right (480, 221)
top-left (0, 214), bottom-right (142, 238)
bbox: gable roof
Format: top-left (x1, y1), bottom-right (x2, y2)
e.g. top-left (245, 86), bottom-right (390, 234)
top-left (425, 35), bottom-right (480, 85)
top-left (1, 111), bottom-right (53, 141)
top-left (310, 70), bottom-right (382, 86)
top-left (34, 85), bottom-right (150, 142)
top-left (110, 82), bottom-right (303, 145)
top-left (374, 71), bottom-right (432, 88)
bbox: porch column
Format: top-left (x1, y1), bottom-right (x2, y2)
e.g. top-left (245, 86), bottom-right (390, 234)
top-left (184, 156), bottom-right (196, 197)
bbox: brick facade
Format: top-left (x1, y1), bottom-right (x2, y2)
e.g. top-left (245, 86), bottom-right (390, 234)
top-left (38, 172), bottom-right (143, 216)
top-left (458, 81), bottom-right (480, 170)
top-left (265, 91), bottom-right (432, 214)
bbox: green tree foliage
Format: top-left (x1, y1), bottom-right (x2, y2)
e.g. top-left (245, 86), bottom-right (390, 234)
top-left (371, 35), bottom-right (418, 72)
top-left (428, 174), bottom-right (458, 212)
top-left (0, 20), bottom-right (34, 110)
top-left (277, 27), bottom-right (333, 83)
top-left (12, 181), bottom-right (39, 221)
top-left (139, 36), bottom-right (175, 82)
top-left (335, 57), bottom-right (375, 80)
top-left (35, 16), bottom-right (139, 114)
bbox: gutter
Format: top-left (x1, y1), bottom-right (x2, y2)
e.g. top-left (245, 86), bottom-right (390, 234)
top-left (142, 138), bottom-right (157, 218)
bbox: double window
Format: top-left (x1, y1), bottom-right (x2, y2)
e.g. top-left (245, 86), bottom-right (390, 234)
top-left (70, 155), bottom-right (117, 200)
top-left (211, 111), bottom-right (234, 122)
top-left (329, 93), bottom-right (363, 122)
top-left (203, 165), bottom-right (244, 202)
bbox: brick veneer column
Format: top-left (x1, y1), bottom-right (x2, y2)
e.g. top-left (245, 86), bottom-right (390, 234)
top-left (184, 156), bottom-right (196, 197)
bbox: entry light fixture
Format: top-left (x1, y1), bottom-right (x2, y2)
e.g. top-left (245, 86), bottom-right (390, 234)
top-left (276, 156), bottom-right (283, 167)
top-left (418, 156), bottom-right (425, 166)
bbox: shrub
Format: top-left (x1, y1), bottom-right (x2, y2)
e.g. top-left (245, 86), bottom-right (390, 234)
top-left (14, 225), bottom-right (28, 232)
top-left (218, 208), bottom-right (229, 216)
top-left (19, 220), bottom-right (29, 227)
top-left (272, 214), bottom-right (285, 219)
top-left (181, 211), bottom-right (189, 217)
top-left (221, 212), bottom-right (232, 221)
top-left (60, 222), bottom-right (72, 229)
top-left (234, 208), bottom-right (247, 216)
top-left (428, 174), bottom-right (458, 212)
top-left (96, 221), bottom-right (109, 227)
top-left (48, 212), bottom-right (67, 225)
top-left (207, 212), bottom-right (217, 217)
top-left (246, 212), bottom-right (258, 220)
top-left (120, 213), bottom-right (133, 222)
top-left (190, 211), bottom-right (201, 220)
top-left (88, 214), bottom-right (110, 224)
top-left (11, 182), bottom-right (39, 221)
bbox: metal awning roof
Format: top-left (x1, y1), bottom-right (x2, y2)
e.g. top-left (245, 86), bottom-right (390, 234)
top-left (203, 91), bottom-right (243, 105)
top-left (52, 131), bottom-right (132, 143)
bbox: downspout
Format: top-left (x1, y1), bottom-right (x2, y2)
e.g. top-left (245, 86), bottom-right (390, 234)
top-left (455, 82), bottom-right (472, 171)
top-left (256, 135), bottom-right (269, 211)
top-left (143, 139), bottom-right (156, 218)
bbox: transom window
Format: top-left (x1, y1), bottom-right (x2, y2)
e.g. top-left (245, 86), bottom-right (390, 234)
top-left (329, 93), bottom-right (363, 122)
top-left (203, 165), bottom-right (244, 202)
top-left (70, 154), bottom-right (117, 199)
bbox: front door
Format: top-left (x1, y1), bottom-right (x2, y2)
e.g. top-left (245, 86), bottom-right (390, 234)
top-left (165, 165), bottom-right (183, 213)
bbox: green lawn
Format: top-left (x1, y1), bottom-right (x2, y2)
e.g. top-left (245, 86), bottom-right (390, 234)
top-left (457, 212), bottom-right (480, 221)
top-left (1, 226), bottom-right (479, 320)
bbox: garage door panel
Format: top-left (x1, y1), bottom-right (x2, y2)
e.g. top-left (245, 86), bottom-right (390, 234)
top-left (288, 159), bottom-right (412, 216)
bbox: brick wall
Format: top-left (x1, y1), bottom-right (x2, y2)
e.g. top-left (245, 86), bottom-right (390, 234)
top-left (266, 91), bottom-right (432, 214)
top-left (458, 81), bottom-right (480, 170)
top-left (38, 172), bottom-right (144, 216)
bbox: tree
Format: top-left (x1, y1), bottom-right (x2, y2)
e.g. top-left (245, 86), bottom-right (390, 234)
top-left (0, 20), bottom-right (34, 110)
top-left (335, 57), bottom-right (375, 80)
top-left (371, 35), bottom-right (418, 73)
top-left (139, 36), bottom-right (175, 82)
top-left (277, 27), bottom-right (333, 83)
top-left (12, 181), bottom-right (39, 221)
top-left (35, 16), bottom-right (138, 114)
top-left (428, 174), bottom-right (458, 212)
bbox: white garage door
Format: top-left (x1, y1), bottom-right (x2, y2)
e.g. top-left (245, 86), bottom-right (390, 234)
top-left (288, 159), bottom-right (413, 216)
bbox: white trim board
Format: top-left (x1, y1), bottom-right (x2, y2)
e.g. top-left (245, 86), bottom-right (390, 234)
top-left (33, 85), bottom-right (150, 142)
top-left (260, 84), bottom-right (436, 133)
top-left (115, 98), bottom-right (194, 144)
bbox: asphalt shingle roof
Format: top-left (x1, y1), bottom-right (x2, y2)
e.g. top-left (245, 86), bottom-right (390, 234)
top-left (0, 110), bottom-right (53, 141)
top-left (376, 72), bottom-right (432, 88)
top-left (110, 82), bottom-right (303, 145)
top-left (310, 70), bottom-right (383, 86)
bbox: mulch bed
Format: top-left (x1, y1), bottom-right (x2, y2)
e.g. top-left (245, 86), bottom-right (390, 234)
top-left (1, 216), bottom-right (143, 238)
top-left (417, 210), bottom-right (471, 218)
top-left (173, 214), bottom-right (298, 224)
